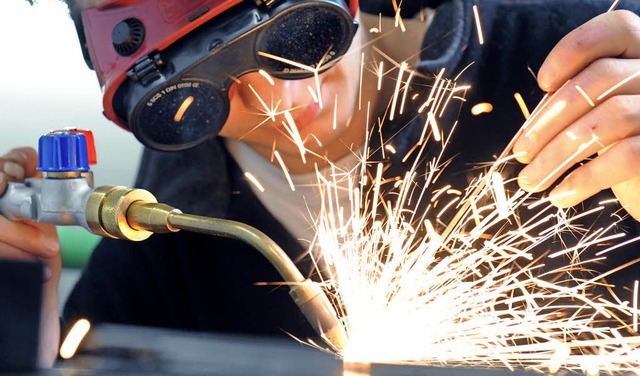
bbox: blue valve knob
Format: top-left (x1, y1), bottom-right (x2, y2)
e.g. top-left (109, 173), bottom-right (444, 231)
top-left (38, 132), bottom-right (90, 172)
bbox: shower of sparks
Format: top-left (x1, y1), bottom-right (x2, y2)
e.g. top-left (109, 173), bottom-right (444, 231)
top-left (302, 61), bottom-right (640, 374)
top-left (258, 51), bottom-right (325, 107)
top-left (236, 12), bottom-right (640, 374)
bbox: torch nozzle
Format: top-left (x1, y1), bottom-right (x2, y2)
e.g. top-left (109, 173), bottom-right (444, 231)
top-left (85, 186), bottom-right (347, 350)
top-left (290, 280), bottom-right (348, 351)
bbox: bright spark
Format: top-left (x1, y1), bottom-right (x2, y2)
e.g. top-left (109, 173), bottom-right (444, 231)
top-left (609, 0), bottom-right (621, 12)
top-left (575, 85), bottom-right (595, 107)
top-left (59, 319), bottom-right (91, 360)
top-left (471, 102), bottom-right (493, 115)
top-left (248, 84), bottom-right (278, 122)
top-left (244, 172), bottom-right (264, 192)
top-left (390, 62), bottom-right (408, 121)
top-left (513, 92), bottom-right (530, 119)
top-left (274, 150), bottom-right (295, 191)
top-left (282, 111), bottom-right (308, 163)
top-left (472, 5), bottom-right (485, 45)
top-left (173, 96), bottom-right (194, 123)
top-left (258, 69), bottom-right (275, 85)
top-left (596, 69), bottom-right (640, 101)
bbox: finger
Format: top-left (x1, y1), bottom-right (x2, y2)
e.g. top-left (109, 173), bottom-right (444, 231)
top-left (539, 10), bottom-right (640, 91)
top-left (547, 136), bottom-right (640, 208)
top-left (518, 94), bottom-right (640, 192)
top-left (0, 242), bottom-right (39, 263)
top-left (611, 176), bottom-right (640, 221)
top-left (514, 58), bottom-right (640, 163)
top-left (0, 216), bottom-right (60, 258)
top-left (0, 172), bottom-right (6, 196)
top-left (0, 242), bottom-right (57, 283)
top-left (0, 147), bottom-right (39, 180)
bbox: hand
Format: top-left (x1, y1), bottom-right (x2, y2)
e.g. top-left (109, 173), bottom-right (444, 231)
top-left (513, 10), bottom-right (640, 221)
top-left (0, 147), bottom-right (61, 367)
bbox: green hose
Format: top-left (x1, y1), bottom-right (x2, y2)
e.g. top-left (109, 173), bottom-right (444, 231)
top-left (57, 227), bottom-right (101, 269)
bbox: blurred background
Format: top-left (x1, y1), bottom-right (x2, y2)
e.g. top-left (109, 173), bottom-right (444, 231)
top-left (0, 0), bottom-right (142, 306)
top-left (0, 0), bottom-right (142, 186)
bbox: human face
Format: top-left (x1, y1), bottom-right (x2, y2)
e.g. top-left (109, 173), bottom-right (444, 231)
top-left (72, 0), bottom-right (366, 170)
top-left (220, 28), bottom-right (366, 173)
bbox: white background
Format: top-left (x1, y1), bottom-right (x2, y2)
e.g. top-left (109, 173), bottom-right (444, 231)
top-left (0, 0), bottom-right (141, 187)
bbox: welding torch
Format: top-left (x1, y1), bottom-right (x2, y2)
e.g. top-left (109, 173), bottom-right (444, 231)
top-left (0, 130), bottom-right (347, 351)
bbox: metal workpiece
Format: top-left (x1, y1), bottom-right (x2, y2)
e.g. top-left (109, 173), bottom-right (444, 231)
top-left (0, 174), bottom-right (94, 229)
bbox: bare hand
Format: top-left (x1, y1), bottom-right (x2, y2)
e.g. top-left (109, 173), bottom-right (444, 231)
top-left (513, 10), bottom-right (640, 221)
top-left (0, 147), bottom-right (61, 366)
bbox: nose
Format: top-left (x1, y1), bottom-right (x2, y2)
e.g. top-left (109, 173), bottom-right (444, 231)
top-left (233, 71), bottom-right (319, 114)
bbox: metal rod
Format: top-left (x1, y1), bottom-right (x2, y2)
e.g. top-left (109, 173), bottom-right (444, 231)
top-left (166, 212), bottom-right (306, 284)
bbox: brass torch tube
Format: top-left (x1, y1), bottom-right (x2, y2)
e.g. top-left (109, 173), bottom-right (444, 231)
top-left (165, 212), bottom-right (306, 284)
top-left (124, 199), bottom-right (347, 350)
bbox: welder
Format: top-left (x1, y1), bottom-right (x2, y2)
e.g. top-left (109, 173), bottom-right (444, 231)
top-left (1, 0), bottom-right (640, 369)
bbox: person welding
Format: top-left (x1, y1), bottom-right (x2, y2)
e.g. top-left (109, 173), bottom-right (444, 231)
top-left (1, 0), bottom-right (640, 368)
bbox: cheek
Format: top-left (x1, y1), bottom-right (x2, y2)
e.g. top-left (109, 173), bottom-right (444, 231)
top-left (325, 70), bottom-right (358, 117)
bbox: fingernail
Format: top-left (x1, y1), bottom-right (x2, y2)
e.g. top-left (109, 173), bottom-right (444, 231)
top-left (4, 161), bottom-right (24, 180)
top-left (513, 149), bottom-right (529, 164)
top-left (538, 78), bottom-right (553, 92)
top-left (537, 66), bottom-right (554, 92)
top-left (46, 238), bottom-right (61, 254)
top-left (513, 137), bottom-right (533, 164)
top-left (518, 165), bottom-right (538, 190)
top-left (549, 186), bottom-right (576, 208)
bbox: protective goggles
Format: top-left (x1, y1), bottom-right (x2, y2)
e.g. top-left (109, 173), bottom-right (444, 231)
top-left (76, 0), bottom-right (359, 151)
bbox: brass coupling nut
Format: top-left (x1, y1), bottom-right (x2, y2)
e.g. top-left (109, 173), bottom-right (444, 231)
top-left (85, 186), bottom-right (157, 241)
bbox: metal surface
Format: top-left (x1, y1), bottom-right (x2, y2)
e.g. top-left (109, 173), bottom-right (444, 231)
top-left (52, 323), bottom-right (540, 376)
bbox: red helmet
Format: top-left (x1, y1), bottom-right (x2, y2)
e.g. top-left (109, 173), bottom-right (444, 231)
top-left (73, 0), bottom-right (359, 151)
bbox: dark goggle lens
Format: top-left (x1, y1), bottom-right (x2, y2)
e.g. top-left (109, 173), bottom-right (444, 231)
top-left (257, 5), bottom-right (355, 78)
top-left (117, 1), bottom-right (357, 151)
top-left (130, 79), bottom-right (228, 151)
